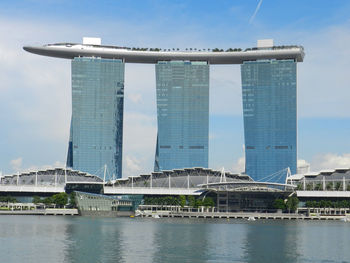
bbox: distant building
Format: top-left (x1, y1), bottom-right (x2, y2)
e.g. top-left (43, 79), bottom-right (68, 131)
top-left (66, 57), bottom-right (125, 179)
top-left (241, 58), bottom-right (297, 183)
top-left (154, 61), bottom-right (209, 171)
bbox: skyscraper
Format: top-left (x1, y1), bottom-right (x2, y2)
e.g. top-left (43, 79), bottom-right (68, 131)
top-left (154, 61), bottom-right (209, 171)
top-left (241, 59), bottom-right (297, 183)
top-left (66, 57), bottom-right (125, 178)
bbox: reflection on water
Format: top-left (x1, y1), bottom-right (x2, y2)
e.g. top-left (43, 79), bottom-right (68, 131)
top-left (0, 216), bottom-right (349, 263)
top-left (243, 221), bottom-right (300, 263)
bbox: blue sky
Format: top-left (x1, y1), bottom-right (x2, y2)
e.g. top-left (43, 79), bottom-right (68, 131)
top-left (1, 0), bottom-right (350, 176)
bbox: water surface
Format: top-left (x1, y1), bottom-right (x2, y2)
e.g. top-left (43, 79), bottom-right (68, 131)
top-left (0, 216), bottom-right (349, 263)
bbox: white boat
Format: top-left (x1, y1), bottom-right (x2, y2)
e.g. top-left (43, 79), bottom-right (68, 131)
top-left (247, 216), bottom-right (256, 221)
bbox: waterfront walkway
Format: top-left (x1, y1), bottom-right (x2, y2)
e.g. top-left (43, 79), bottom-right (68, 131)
top-left (0, 209), bottom-right (78, 216)
top-left (138, 211), bottom-right (350, 221)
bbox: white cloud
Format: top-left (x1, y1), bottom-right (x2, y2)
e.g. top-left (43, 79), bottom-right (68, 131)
top-left (221, 156), bottom-right (245, 174)
top-left (127, 93), bottom-right (142, 104)
top-left (10, 157), bottom-right (23, 172)
top-left (310, 153), bottom-right (350, 171)
top-left (124, 155), bottom-right (142, 177)
top-left (122, 112), bottom-right (157, 177)
top-left (297, 159), bottom-right (311, 174)
top-left (8, 157), bottom-right (64, 174)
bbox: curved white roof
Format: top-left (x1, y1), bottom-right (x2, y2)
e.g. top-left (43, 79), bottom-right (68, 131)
top-left (23, 43), bottom-right (305, 64)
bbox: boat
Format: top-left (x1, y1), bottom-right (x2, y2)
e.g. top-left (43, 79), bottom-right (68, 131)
top-left (247, 216), bottom-right (256, 221)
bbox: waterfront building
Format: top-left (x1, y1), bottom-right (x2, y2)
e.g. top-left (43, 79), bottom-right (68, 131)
top-left (74, 191), bottom-right (134, 217)
top-left (241, 57), bottom-right (297, 183)
top-left (66, 56), bottom-right (125, 179)
top-left (154, 61), bottom-right (209, 171)
top-left (24, 38), bottom-right (305, 180)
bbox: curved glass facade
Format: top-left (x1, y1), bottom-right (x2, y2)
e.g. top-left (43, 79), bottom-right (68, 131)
top-left (154, 61), bottom-right (209, 171)
top-left (67, 57), bottom-right (124, 179)
top-left (241, 59), bottom-right (297, 183)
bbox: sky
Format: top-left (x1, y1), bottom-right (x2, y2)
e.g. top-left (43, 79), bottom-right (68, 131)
top-left (1, 0), bottom-right (350, 177)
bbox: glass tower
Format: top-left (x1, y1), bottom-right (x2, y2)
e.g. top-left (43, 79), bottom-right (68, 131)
top-left (66, 57), bottom-right (125, 179)
top-left (241, 59), bottom-right (297, 183)
top-left (154, 61), bottom-right (209, 171)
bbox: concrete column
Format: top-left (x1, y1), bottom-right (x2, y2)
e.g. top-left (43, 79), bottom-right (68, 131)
top-left (323, 176), bottom-right (325, 191)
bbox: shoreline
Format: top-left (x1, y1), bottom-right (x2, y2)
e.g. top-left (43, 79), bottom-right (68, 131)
top-left (2, 209), bottom-right (348, 221)
top-left (0, 208), bottom-right (78, 216)
top-left (137, 211), bottom-right (350, 221)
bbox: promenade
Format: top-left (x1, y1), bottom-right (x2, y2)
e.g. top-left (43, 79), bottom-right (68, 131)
top-left (0, 208), bottom-right (78, 216)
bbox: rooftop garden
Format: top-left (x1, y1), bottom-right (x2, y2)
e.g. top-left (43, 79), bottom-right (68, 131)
top-left (49, 43), bottom-right (303, 53)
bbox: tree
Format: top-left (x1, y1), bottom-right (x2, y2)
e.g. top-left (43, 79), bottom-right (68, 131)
top-left (188, 195), bottom-right (196, 207)
top-left (43, 196), bottom-right (53, 205)
top-left (52, 193), bottom-right (68, 208)
top-left (286, 197), bottom-right (299, 213)
top-left (32, 196), bottom-right (42, 204)
top-left (194, 199), bottom-right (203, 208)
top-left (335, 182), bottom-right (342, 191)
top-left (306, 184), bottom-right (313, 190)
top-left (305, 201), bottom-right (313, 208)
top-left (179, 195), bottom-right (186, 207)
top-left (314, 183), bottom-right (322, 191)
top-left (273, 199), bottom-right (286, 210)
top-left (0, 196), bottom-right (17, 203)
top-left (69, 192), bottom-right (77, 208)
top-left (326, 182), bottom-right (333, 190)
top-left (203, 197), bottom-right (215, 207)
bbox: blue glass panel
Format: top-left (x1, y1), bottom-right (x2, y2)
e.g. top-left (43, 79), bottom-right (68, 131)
top-left (154, 61), bottom-right (209, 171)
top-left (241, 59), bottom-right (297, 183)
top-left (67, 57), bottom-right (124, 179)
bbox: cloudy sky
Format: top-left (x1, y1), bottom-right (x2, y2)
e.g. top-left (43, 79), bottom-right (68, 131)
top-left (1, 0), bottom-right (350, 176)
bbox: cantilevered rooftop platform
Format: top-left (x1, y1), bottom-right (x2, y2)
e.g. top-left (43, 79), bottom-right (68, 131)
top-left (23, 40), bottom-right (305, 64)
